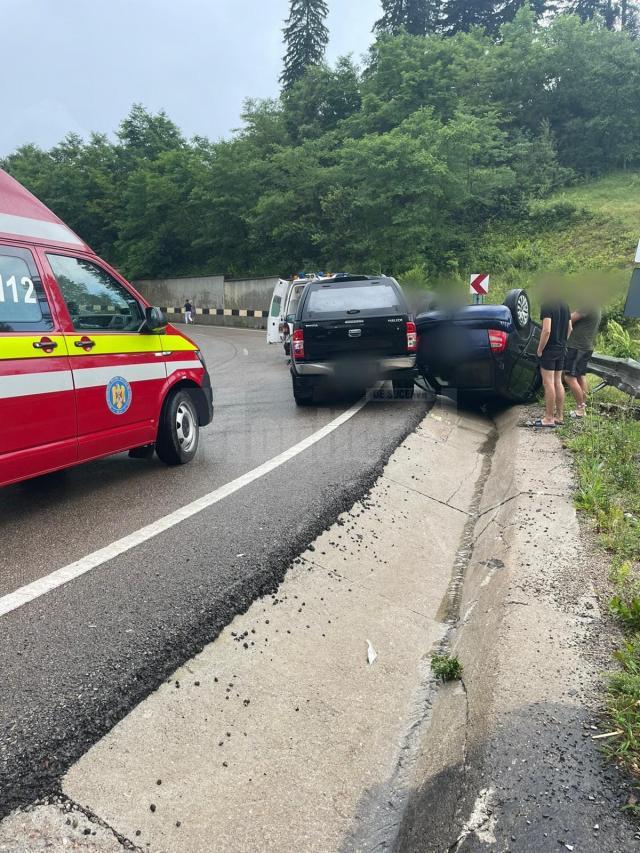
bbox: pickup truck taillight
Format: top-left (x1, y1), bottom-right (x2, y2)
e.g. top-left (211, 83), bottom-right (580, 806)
top-left (488, 329), bottom-right (508, 354)
top-left (292, 328), bottom-right (305, 359)
top-left (406, 320), bottom-right (418, 352)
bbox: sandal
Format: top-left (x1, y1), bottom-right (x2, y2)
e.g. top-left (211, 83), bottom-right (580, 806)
top-left (532, 419), bottom-right (556, 428)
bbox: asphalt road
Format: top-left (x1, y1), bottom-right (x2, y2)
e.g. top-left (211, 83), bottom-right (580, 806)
top-left (0, 324), bottom-right (429, 817)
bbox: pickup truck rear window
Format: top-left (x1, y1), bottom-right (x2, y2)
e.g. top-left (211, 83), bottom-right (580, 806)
top-left (305, 283), bottom-right (402, 317)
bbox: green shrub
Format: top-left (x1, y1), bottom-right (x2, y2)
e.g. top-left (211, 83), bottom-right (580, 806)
top-left (431, 654), bottom-right (463, 682)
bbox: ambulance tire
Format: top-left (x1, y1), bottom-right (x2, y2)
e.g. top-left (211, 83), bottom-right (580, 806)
top-left (156, 389), bottom-right (200, 466)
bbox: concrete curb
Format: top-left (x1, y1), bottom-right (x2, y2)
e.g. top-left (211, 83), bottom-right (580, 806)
top-left (394, 407), bottom-right (640, 852)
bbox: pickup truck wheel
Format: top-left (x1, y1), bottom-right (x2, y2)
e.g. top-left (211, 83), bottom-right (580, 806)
top-left (156, 389), bottom-right (200, 465)
top-left (292, 375), bottom-right (314, 406)
top-left (392, 378), bottom-right (415, 399)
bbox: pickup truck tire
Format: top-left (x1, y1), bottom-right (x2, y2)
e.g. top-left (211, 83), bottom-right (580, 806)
top-left (292, 375), bottom-right (315, 406)
top-left (392, 377), bottom-right (415, 399)
top-left (156, 389), bottom-right (200, 465)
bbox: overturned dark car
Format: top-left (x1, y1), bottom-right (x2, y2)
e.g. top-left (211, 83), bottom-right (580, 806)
top-left (415, 289), bottom-right (542, 403)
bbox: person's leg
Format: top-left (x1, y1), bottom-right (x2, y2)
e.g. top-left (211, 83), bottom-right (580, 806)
top-left (565, 374), bottom-right (584, 411)
top-left (554, 371), bottom-right (566, 423)
top-left (540, 368), bottom-right (556, 425)
top-left (579, 375), bottom-right (588, 406)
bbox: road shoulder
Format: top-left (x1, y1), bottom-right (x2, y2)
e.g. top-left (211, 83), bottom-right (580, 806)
top-left (396, 408), bottom-right (640, 852)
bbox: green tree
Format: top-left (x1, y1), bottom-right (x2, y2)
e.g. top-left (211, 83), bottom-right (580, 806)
top-left (440, 0), bottom-right (498, 34)
top-left (373, 0), bottom-right (440, 36)
top-left (573, 0), bottom-right (619, 28)
top-left (282, 57), bottom-right (362, 141)
top-left (280, 0), bottom-right (330, 91)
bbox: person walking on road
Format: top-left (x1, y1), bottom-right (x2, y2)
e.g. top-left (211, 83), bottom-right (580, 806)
top-left (184, 299), bottom-right (194, 325)
top-left (564, 304), bottom-right (601, 418)
top-left (535, 294), bottom-right (572, 428)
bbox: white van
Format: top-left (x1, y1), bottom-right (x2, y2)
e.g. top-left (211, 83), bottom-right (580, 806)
top-left (266, 277), bottom-right (311, 355)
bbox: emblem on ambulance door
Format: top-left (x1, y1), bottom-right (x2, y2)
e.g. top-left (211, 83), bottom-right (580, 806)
top-left (106, 376), bottom-right (132, 415)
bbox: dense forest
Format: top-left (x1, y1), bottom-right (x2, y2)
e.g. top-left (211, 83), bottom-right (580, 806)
top-left (3, 3), bottom-right (640, 284)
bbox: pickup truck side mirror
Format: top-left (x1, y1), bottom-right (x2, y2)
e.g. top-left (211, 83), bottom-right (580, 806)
top-left (141, 306), bottom-right (167, 333)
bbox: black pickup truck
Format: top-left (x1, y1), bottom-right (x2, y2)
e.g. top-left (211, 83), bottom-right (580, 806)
top-left (288, 274), bottom-right (417, 405)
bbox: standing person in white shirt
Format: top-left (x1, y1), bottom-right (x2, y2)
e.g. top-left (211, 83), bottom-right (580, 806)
top-left (184, 298), bottom-right (193, 324)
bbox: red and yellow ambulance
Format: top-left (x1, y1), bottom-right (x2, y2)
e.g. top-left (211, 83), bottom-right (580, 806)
top-left (0, 169), bottom-right (213, 488)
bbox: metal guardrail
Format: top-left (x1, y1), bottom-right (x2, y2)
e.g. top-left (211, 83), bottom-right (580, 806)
top-left (588, 353), bottom-right (640, 398)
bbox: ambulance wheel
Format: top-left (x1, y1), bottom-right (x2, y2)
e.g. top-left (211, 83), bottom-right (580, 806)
top-left (156, 389), bottom-right (200, 465)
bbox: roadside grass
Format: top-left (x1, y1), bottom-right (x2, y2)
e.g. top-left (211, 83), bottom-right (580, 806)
top-left (563, 407), bottom-right (640, 804)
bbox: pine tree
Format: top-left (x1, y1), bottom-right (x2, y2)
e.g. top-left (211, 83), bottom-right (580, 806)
top-left (573, 0), bottom-right (618, 28)
top-left (374, 0), bottom-right (440, 35)
top-left (280, 0), bottom-right (330, 91)
top-left (440, 0), bottom-right (497, 34)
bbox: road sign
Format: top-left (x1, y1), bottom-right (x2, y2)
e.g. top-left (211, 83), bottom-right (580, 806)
top-left (635, 240), bottom-right (640, 264)
top-left (470, 273), bottom-right (489, 296)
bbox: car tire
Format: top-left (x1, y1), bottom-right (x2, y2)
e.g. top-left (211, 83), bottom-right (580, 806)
top-left (292, 375), bottom-right (314, 406)
top-left (504, 289), bottom-right (531, 331)
top-left (392, 377), bottom-right (415, 399)
top-left (156, 389), bottom-right (200, 465)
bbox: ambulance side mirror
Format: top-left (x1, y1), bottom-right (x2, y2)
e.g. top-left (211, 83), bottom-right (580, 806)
top-left (142, 306), bottom-right (167, 333)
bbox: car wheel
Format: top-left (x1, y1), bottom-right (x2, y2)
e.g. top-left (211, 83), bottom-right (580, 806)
top-left (156, 389), bottom-right (200, 465)
top-left (504, 289), bottom-right (531, 331)
top-left (392, 377), bottom-right (415, 399)
top-left (292, 375), bottom-right (314, 406)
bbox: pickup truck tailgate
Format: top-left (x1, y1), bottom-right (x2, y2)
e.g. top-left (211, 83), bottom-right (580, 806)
top-left (303, 315), bottom-right (409, 361)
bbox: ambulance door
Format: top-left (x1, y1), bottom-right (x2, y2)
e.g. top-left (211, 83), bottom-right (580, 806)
top-left (0, 244), bottom-right (76, 486)
top-left (44, 252), bottom-right (164, 462)
top-left (267, 279), bottom-right (291, 344)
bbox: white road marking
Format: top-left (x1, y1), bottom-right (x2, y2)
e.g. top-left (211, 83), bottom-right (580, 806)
top-left (0, 397), bottom-right (368, 618)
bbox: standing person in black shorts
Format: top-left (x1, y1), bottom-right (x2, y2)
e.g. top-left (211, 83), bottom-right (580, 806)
top-left (535, 296), bottom-right (572, 427)
top-left (565, 305), bottom-right (601, 418)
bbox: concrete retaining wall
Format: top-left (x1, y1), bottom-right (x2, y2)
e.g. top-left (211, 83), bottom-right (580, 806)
top-left (135, 275), bottom-right (225, 311)
top-left (134, 274), bottom-right (279, 330)
top-left (224, 277), bottom-right (280, 311)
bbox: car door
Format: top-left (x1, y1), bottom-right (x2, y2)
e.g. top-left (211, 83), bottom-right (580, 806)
top-left (504, 323), bottom-right (542, 401)
top-left (0, 243), bottom-right (76, 486)
top-left (267, 279), bottom-right (291, 344)
top-left (43, 251), bottom-right (164, 462)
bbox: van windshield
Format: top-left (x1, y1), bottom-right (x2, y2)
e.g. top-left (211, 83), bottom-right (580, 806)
top-left (304, 283), bottom-right (402, 317)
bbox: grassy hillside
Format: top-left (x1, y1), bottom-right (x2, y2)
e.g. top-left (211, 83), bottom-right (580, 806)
top-left (542, 172), bottom-right (640, 269)
top-left (413, 172), bottom-right (640, 307)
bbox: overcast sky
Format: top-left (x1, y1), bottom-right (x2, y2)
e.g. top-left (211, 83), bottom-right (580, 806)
top-left (1, 0), bottom-right (380, 156)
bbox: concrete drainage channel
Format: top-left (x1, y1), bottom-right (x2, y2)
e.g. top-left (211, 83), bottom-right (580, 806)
top-left (2, 400), bottom-right (639, 852)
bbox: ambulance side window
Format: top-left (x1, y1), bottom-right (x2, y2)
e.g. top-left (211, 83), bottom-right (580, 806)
top-left (0, 247), bottom-right (53, 333)
top-left (47, 254), bottom-right (143, 333)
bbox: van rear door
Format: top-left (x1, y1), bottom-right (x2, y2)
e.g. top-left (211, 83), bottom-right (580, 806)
top-left (267, 279), bottom-right (290, 344)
